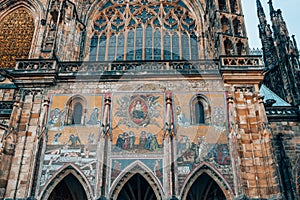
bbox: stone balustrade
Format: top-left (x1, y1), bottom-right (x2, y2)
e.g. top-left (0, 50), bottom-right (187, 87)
top-left (15, 59), bottom-right (221, 75)
top-left (220, 56), bottom-right (264, 69)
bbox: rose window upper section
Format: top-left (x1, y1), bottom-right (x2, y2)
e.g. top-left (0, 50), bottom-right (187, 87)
top-left (89, 0), bottom-right (200, 61)
top-left (0, 9), bottom-right (34, 68)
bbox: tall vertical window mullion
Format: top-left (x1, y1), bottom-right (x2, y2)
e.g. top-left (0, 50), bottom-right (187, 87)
top-left (191, 33), bottom-right (199, 60)
top-left (136, 26), bottom-right (143, 60)
top-left (127, 30), bottom-right (134, 60)
top-left (116, 33), bottom-right (124, 60)
top-left (154, 29), bottom-right (161, 60)
top-left (145, 26), bottom-right (153, 60)
top-left (172, 33), bottom-right (180, 60)
top-left (108, 34), bottom-right (116, 61)
top-left (182, 33), bottom-right (190, 60)
top-left (89, 34), bottom-right (98, 61)
top-left (98, 34), bottom-right (106, 61)
top-left (164, 33), bottom-right (171, 60)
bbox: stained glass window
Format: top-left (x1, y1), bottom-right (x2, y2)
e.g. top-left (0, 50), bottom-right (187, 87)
top-left (116, 34), bottom-right (124, 60)
top-left (164, 34), bottom-right (171, 60)
top-left (127, 30), bottom-right (135, 60)
top-left (89, 35), bottom-right (98, 61)
top-left (182, 34), bottom-right (190, 60)
top-left (0, 9), bottom-right (34, 68)
top-left (108, 34), bottom-right (116, 61)
top-left (172, 34), bottom-right (180, 60)
top-left (90, 0), bottom-right (199, 61)
top-left (98, 35), bottom-right (106, 61)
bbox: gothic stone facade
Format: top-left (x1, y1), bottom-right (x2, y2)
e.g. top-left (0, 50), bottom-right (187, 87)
top-left (0, 0), bottom-right (299, 199)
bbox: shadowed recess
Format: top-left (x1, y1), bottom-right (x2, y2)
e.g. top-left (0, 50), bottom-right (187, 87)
top-left (117, 173), bottom-right (157, 200)
top-left (48, 174), bottom-right (88, 200)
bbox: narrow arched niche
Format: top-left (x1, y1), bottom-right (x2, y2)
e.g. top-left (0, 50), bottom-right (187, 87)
top-left (48, 174), bottom-right (88, 200)
top-left (65, 95), bottom-right (87, 125)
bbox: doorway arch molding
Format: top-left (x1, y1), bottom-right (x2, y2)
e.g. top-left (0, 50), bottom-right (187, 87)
top-left (180, 162), bottom-right (234, 200)
top-left (39, 163), bottom-right (94, 200)
top-left (109, 160), bottom-right (164, 200)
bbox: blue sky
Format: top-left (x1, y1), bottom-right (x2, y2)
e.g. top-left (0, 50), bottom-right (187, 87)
top-left (242, 0), bottom-right (300, 48)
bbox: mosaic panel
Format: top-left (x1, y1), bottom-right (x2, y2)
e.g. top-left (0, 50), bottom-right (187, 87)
top-left (111, 93), bottom-right (164, 154)
top-left (173, 92), bottom-right (230, 177)
top-left (40, 94), bottom-right (103, 188)
top-left (110, 159), bottom-right (163, 185)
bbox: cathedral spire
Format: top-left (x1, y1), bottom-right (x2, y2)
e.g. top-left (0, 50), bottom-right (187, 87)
top-left (292, 35), bottom-right (300, 58)
top-left (268, 0), bottom-right (275, 16)
top-left (256, 0), bottom-right (266, 26)
top-left (256, 0), bottom-right (277, 71)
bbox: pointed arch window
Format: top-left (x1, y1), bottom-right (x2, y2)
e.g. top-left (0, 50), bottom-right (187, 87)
top-left (233, 18), bottom-right (241, 36)
top-left (48, 174), bottom-right (88, 200)
top-left (0, 9), bottom-right (34, 68)
top-left (89, 0), bottom-right (200, 62)
top-left (65, 96), bottom-right (87, 125)
top-left (224, 38), bottom-right (233, 55)
top-left (191, 95), bottom-right (210, 125)
top-left (236, 40), bottom-right (244, 55)
top-left (184, 172), bottom-right (227, 200)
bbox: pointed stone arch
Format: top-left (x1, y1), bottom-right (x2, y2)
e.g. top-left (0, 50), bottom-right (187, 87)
top-left (0, 0), bottom-right (45, 62)
top-left (85, 0), bottom-right (208, 60)
top-left (110, 161), bottom-right (164, 200)
top-left (189, 94), bottom-right (211, 125)
top-left (180, 162), bottom-right (234, 200)
top-left (65, 95), bottom-right (88, 125)
top-left (39, 163), bottom-right (94, 200)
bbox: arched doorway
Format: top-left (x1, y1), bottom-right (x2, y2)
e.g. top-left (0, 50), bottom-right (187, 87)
top-left (117, 173), bottom-right (157, 200)
top-left (186, 173), bottom-right (226, 200)
top-left (48, 174), bottom-right (88, 200)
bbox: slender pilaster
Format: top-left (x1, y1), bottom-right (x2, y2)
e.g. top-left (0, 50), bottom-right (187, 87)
top-left (163, 92), bottom-right (177, 199)
top-left (96, 93), bottom-right (111, 199)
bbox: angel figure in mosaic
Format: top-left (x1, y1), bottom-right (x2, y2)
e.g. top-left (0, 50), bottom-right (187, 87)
top-left (49, 108), bottom-right (65, 130)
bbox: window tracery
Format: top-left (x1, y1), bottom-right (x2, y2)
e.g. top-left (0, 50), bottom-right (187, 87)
top-left (0, 9), bottom-right (34, 68)
top-left (89, 0), bottom-right (199, 61)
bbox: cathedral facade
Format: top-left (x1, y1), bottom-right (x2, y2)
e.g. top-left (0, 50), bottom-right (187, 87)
top-left (0, 0), bottom-right (299, 199)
